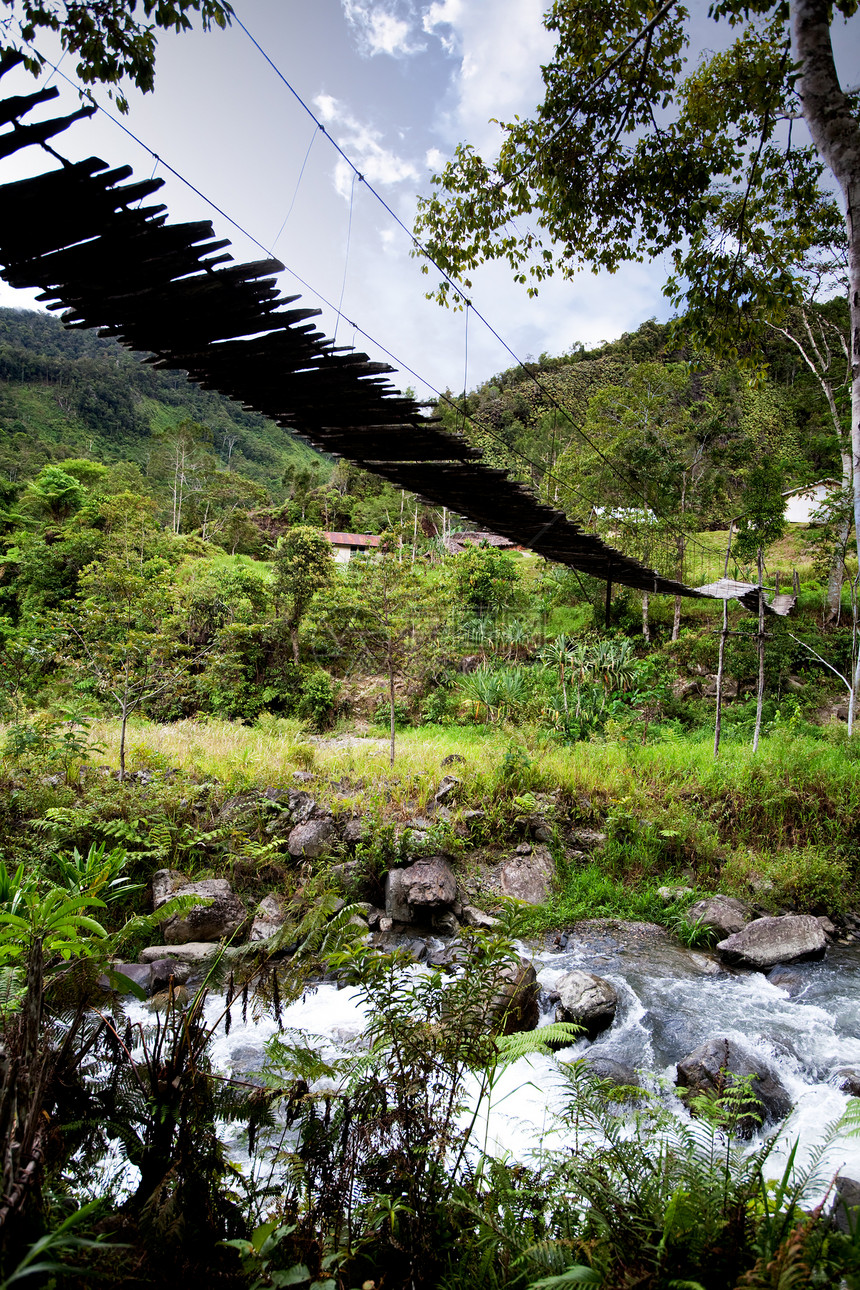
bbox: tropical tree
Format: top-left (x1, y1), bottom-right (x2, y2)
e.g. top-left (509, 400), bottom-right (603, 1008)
top-left (414, 0), bottom-right (860, 695)
top-left (271, 525), bottom-right (333, 665)
top-left (1, 0), bottom-right (233, 111)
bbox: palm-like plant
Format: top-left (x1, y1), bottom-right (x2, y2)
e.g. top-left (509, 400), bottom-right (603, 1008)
top-left (541, 634), bottom-right (574, 713)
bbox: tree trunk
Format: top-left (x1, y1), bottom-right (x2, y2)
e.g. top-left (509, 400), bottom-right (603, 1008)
top-left (714, 596), bottom-right (728, 760)
top-left (119, 706), bottom-right (129, 781)
top-left (793, 0), bottom-right (860, 697)
top-left (388, 662), bottom-right (396, 767)
top-left (642, 591), bottom-right (650, 642)
top-left (672, 595), bottom-right (682, 641)
top-left (752, 549), bottom-right (766, 753)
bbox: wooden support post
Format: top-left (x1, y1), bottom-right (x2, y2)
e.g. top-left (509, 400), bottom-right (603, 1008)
top-left (714, 595), bottom-right (728, 760)
top-left (605, 579), bottom-right (612, 629)
top-left (714, 520), bottom-right (734, 761)
top-left (753, 547), bottom-right (766, 753)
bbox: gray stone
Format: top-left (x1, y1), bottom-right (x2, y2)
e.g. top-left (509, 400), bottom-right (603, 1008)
top-left (433, 910), bottom-right (460, 936)
top-left (516, 843), bottom-right (532, 855)
top-left (384, 871), bottom-right (413, 922)
top-left (378, 916), bottom-right (394, 933)
top-left (151, 868), bottom-right (189, 909)
top-left (288, 817), bottom-right (335, 858)
top-left (832, 1176), bottom-right (860, 1234)
top-left (386, 856), bottom-right (458, 919)
top-left (499, 845), bottom-right (555, 904)
top-left (147, 958), bottom-right (187, 991)
top-left (250, 894), bottom-right (286, 943)
top-left (554, 969), bottom-right (618, 1040)
top-left (657, 885), bottom-right (693, 902)
top-left (686, 895), bottom-right (752, 938)
top-left (293, 771), bottom-right (314, 783)
top-left (343, 818), bottom-right (365, 845)
top-left (461, 904), bottom-right (499, 931)
top-left (532, 818), bottom-right (554, 843)
top-left (580, 1053), bottom-right (640, 1088)
top-left (102, 962), bottom-right (151, 994)
top-left (441, 753), bottom-right (466, 768)
top-left (139, 942), bottom-right (221, 965)
top-left (835, 1068), bottom-right (860, 1097)
top-left (676, 1036), bottom-right (792, 1134)
top-left (766, 965), bottom-right (810, 996)
top-left (702, 676), bottom-right (738, 699)
top-left (160, 878), bottom-right (248, 945)
top-left (817, 915), bottom-right (837, 937)
top-left (218, 793), bottom-right (258, 822)
top-left (717, 915), bottom-right (826, 971)
top-left (462, 809), bottom-right (486, 825)
top-left (490, 959), bottom-right (540, 1036)
top-left (435, 775), bottom-right (461, 803)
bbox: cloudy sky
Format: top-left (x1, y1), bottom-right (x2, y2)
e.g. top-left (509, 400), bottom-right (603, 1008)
top-left (0, 1), bottom-right (857, 400)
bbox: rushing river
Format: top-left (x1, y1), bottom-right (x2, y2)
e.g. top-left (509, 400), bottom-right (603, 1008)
top-left (116, 924), bottom-right (860, 1200)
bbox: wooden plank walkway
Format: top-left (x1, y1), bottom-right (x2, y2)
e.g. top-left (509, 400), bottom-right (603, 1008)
top-left (0, 59), bottom-right (727, 603)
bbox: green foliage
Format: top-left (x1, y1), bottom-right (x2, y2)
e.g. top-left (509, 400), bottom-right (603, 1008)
top-left (48, 841), bottom-right (142, 905)
top-left (450, 544), bottom-right (521, 612)
top-left (8, 0), bottom-right (234, 111)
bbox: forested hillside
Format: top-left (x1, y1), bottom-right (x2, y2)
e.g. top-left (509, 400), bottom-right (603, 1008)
top-left (0, 306), bottom-right (323, 493)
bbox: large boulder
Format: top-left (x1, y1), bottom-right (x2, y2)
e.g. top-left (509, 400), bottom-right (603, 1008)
top-left (139, 942), bottom-right (221, 966)
top-left (686, 895), bottom-right (752, 938)
top-left (489, 959), bottom-right (540, 1036)
top-left (498, 845), bottom-right (555, 905)
top-left (676, 1036), bottom-right (792, 1134)
top-left (288, 817), bottom-right (335, 858)
top-left (151, 868), bottom-right (188, 908)
top-left (158, 877), bottom-right (248, 945)
top-left (833, 1177), bottom-right (860, 1234)
top-left (249, 894), bottom-right (287, 943)
top-left (385, 857), bottom-right (458, 923)
top-left (717, 915), bottom-right (826, 971)
top-left (554, 969), bottom-right (618, 1040)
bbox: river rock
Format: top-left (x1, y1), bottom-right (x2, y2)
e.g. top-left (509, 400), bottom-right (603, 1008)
top-left (288, 817), bottom-right (335, 858)
top-left (676, 1036), bottom-right (792, 1134)
top-left (687, 895), bottom-right (752, 938)
top-left (835, 1068), bottom-right (860, 1097)
top-left (461, 904), bottom-right (499, 931)
top-left (766, 964), bottom-right (810, 996)
top-left (385, 856), bottom-right (458, 923)
top-left (833, 1176), bottom-right (860, 1234)
top-left (717, 915), bottom-right (826, 970)
top-left (554, 970), bottom-right (618, 1040)
top-left (580, 1053), bottom-right (640, 1088)
top-left (102, 962), bottom-right (151, 994)
top-left (147, 957), bottom-right (188, 990)
top-left (489, 959), bottom-right (540, 1036)
top-left (158, 878), bottom-right (248, 944)
top-left (499, 845), bottom-right (555, 904)
top-left (250, 894), bottom-right (286, 942)
top-left (139, 942), bottom-right (221, 966)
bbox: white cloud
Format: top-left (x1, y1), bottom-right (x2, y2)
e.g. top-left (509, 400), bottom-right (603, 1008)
top-left (313, 94), bottom-right (420, 199)
top-left (422, 0), bottom-right (555, 152)
top-left (425, 146), bottom-right (445, 171)
top-left (342, 1), bottom-right (425, 57)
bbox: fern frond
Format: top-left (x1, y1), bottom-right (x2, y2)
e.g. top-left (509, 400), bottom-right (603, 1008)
top-left (838, 1097), bottom-right (860, 1139)
top-left (496, 1023), bottom-right (582, 1063)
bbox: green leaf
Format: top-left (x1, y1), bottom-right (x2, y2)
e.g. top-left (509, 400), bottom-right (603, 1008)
top-left (272, 1268), bottom-right (311, 1287)
top-left (529, 1269), bottom-right (602, 1288)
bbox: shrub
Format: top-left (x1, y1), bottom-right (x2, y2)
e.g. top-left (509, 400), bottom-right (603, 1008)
top-left (721, 844), bottom-right (853, 912)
